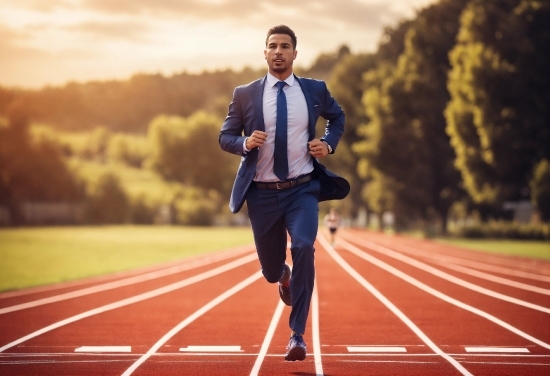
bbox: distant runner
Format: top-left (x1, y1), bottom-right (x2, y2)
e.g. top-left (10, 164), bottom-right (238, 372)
top-left (323, 208), bottom-right (341, 246)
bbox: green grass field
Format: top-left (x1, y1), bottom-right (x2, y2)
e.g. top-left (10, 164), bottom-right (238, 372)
top-left (0, 226), bottom-right (253, 292)
top-left (1, 226), bottom-right (548, 293)
top-left (434, 238), bottom-right (550, 260)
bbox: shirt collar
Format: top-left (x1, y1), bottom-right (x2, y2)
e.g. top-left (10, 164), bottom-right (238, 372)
top-left (267, 72), bottom-right (295, 88)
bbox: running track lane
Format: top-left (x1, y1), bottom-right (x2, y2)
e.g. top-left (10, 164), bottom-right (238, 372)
top-left (0, 231), bottom-right (548, 375)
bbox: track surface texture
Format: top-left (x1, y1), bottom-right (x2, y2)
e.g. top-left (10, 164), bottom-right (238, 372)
top-left (1, 230), bottom-right (549, 375)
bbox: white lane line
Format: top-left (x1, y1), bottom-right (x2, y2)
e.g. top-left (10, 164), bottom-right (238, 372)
top-left (0, 249), bottom-right (256, 315)
top-left (0, 359), bottom-right (132, 365)
top-left (179, 346), bottom-right (243, 352)
top-left (249, 300), bottom-right (285, 376)
top-left (340, 233), bottom-right (550, 313)
top-left (400, 244), bottom-right (550, 283)
top-left (307, 353), bottom-right (549, 357)
top-left (465, 347), bottom-right (530, 353)
top-left (343, 232), bottom-right (550, 287)
top-left (5, 352), bottom-right (550, 358)
top-left (75, 346), bottom-right (131, 353)
top-left (318, 236), bottom-right (474, 376)
top-left (337, 237), bottom-right (550, 351)
top-left (312, 278), bottom-right (323, 376)
top-left (343, 231), bottom-right (550, 283)
top-left (461, 361), bottom-right (550, 366)
top-left (347, 346), bottom-right (407, 353)
top-left (347, 230), bottom-right (550, 275)
top-left (0, 253), bottom-right (257, 353)
top-left (425, 260), bottom-right (550, 295)
top-left (342, 360), bottom-right (439, 364)
top-left (121, 270), bottom-right (263, 376)
top-left (435, 260), bottom-right (550, 284)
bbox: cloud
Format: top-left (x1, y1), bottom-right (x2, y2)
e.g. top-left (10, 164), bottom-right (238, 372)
top-left (80, 0), bottom-right (396, 29)
top-left (10, 0), bottom-right (77, 12)
top-left (66, 20), bottom-right (154, 42)
top-left (6, 0), bottom-right (419, 48)
top-left (0, 0), bottom-right (439, 88)
top-left (0, 24), bottom-right (96, 89)
top-left (0, 24), bottom-right (33, 48)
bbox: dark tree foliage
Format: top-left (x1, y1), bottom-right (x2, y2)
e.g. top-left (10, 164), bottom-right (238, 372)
top-left (530, 159), bottom-right (550, 221)
top-left (326, 53), bottom-right (379, 218)
top-left (0, 69), bottom-right (263, 133)
top-left (147, 112), bottom-right (238, 197)
top-left (86, 172), bottom-right (129, 224)
top-left (446, 0), bottom-right (550, 206)
top-left (357, 0), bottom-right (469, 231)
top-left (0, 102), bottom-right (83, 224)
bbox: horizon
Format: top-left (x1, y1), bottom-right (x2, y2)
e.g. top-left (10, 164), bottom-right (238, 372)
top-left (0, 0), bottom-right (438, 90)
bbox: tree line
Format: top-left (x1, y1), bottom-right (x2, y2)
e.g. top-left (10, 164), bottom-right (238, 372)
top-left (327, 0), bottom-right (549, 231)
top-left (0, 0), bottom-right (548, 232)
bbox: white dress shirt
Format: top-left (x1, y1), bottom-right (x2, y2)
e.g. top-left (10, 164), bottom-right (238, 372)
top-left (251, 73), bottom-right (313, 182)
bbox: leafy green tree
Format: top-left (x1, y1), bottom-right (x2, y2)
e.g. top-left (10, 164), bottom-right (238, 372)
top-left (327, 53), bottom-right (379, 219)
top-left (86, 171), bottom-right (129, 224)
top-left (107, 133), bottom-right (149, 167)
top-left (1, 69), bottom-right (264, 133)
top-left (173, 187), bottom-right (220, 226)
top-left (360, 165), bottom-right (396, 228)
top-left (328, 19), bottom-right (419, 222)
top-left (530, 159), bottom-right (550, 221)
top-left (298, 45), bottom-right (351, 80)
top-left (0, 102), bottom-right (82, 224)
top-left (89, 127), bottom-right (111, 162)
top-left (445, 0), bottom-right (550, 205)
top-left (147, 112), bottom-right (238, 197)
top-left (357, 0), bottom-right (468, 231)
top-left (129, 193), bottom-right (157, 224)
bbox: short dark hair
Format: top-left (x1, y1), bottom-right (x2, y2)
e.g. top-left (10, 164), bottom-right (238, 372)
top-left (266, 25), bottom-right (297, 49)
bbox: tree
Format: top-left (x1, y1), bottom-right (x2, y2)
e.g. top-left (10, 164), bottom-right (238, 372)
top-left (356, 0), bottom-right (468, 232)
top-left (0, 68), bottom-right (265, 133)
top-left (530, 159), bottom-right (550, 221)
top-left (0, 102), bottom-right (82, 224)
top-left (173, 187), bottom-right (220, 226)
top-left (147, 112), bottom-right (238, 197)
top-left (445, 0), bottom-right (550, 206)
top-left (86, 172), bottom-right (129, 224)
top-left (299, 45), bottom-right (352, 80)
top-left (326, 53), bottom-right (379, 219)
top-left (107, 133), bottom-right (149, 167)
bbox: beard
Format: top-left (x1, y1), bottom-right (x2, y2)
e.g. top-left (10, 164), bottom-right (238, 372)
top-left (270, 63), bottom-right (291, 74)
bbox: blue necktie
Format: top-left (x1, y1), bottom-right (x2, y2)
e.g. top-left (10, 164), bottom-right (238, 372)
top-left (274, 81), bottom-right (288, 181)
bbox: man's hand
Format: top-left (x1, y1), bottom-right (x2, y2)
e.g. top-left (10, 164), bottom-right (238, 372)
top-left (308, 139), bottom-right (329, 158)
top-left (246, 130), bottom-right (268, 149)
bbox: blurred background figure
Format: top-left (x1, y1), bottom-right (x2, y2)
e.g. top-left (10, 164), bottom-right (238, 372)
top-left (324, 208), bottom-right (341, 246)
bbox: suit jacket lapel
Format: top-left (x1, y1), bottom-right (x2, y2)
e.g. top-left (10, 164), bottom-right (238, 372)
top-left (252, 76), bottom-right (267, 132)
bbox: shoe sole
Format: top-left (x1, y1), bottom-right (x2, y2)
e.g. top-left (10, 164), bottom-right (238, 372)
top-left (284, 346), bottom-right (306, 361)
top-left (279, 284), bottom-right (292, 306)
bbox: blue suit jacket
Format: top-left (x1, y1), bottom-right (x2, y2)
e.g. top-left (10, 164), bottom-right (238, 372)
top-left (219, 75), bottom-right (350, 213)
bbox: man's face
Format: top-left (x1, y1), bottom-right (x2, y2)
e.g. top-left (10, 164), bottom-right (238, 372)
top-left (264, 33), bottom-right (297, 77)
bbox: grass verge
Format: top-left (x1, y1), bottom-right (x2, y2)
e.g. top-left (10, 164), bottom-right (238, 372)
top-left (433, 238), bottom-right (550, 260)
top-left (0, 226), bottom-right (253, 292)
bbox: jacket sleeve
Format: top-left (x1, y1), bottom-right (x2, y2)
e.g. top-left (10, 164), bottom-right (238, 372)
top-left (319, 82), bottom-right (345, 154)
top-left (219, 87), bottom-right (248, 156)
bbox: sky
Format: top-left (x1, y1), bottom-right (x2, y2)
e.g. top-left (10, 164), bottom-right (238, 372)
top-left (0, 0), bottom-right (438, 89)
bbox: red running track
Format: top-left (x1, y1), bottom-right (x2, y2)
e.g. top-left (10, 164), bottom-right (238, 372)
top-left (0, 230), bottom-right (549, 375)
